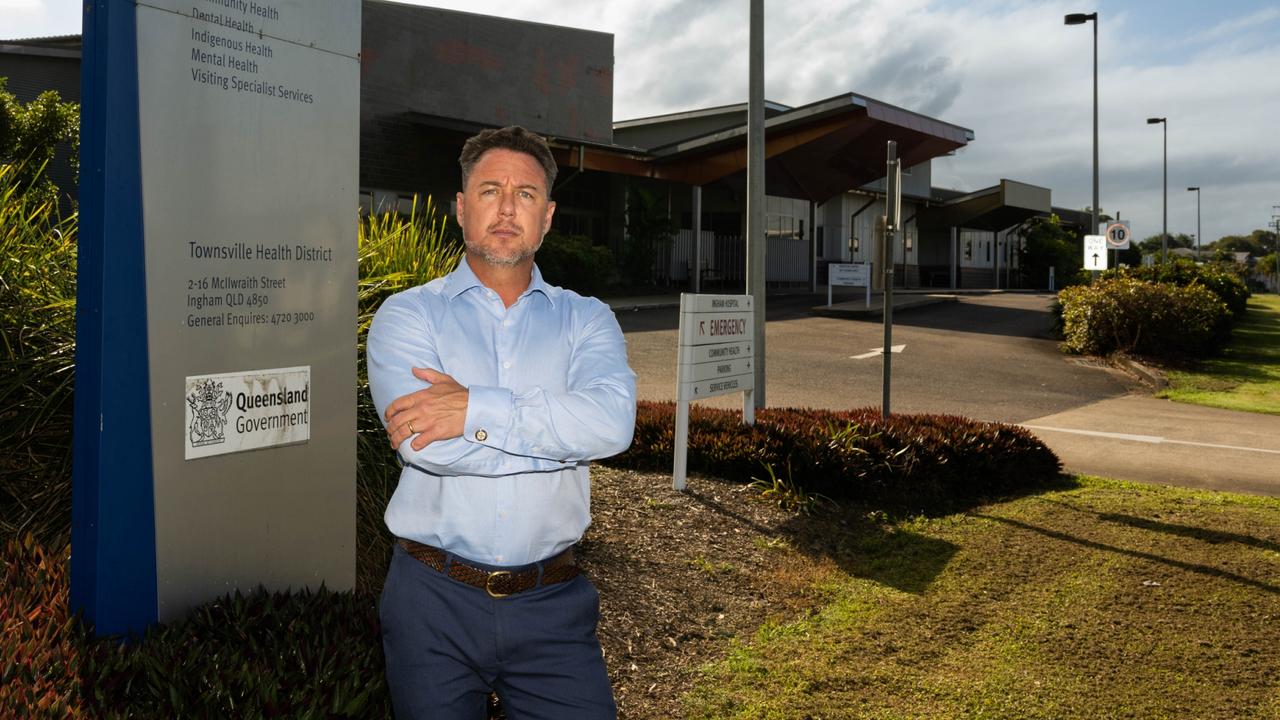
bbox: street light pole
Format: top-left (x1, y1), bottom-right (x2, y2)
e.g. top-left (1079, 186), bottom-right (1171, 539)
top-left (1065, 12), bottom-right (1100, 235)
top-left (1272, 206), bottom-right (1280, 294)
top-left (1147, 117), bottom-right (1167, 262)
top-left (1187, 187), bottom-right (1200, 259)
top-left (746, 0), bottom-right (766, 410)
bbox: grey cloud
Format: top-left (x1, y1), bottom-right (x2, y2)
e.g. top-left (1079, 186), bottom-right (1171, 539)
top-left (846, 41), bottom-right (963, 118)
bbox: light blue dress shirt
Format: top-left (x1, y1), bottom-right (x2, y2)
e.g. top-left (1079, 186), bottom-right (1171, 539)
top-left (367, 257), bottom-right (637, 566)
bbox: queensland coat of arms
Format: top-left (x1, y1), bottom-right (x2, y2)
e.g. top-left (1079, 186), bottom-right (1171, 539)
top-left (187, 379), bottom-right (233, 447)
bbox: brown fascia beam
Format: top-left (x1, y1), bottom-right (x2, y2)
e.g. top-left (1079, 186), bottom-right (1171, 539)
top-left (548, 145), bottom-right (671, 180)
top-left (550, 142), bottom-right (742, 186)
top-left (668, 113), bottom-right (861, 186)
top-left (552, 112), bottom-right (862, 187)
top-left (549, 111), bottom-right (964, 190)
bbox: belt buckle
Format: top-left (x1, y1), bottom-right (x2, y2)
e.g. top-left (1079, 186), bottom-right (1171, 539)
top-left (485, 570), bottom-right (512, 598)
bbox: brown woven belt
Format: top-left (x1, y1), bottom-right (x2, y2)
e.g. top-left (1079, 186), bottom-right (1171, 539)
top-left (398, 538), bottom-right (580, 599)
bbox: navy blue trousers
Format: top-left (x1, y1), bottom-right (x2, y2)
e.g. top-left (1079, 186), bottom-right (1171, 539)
top-left (380, 543), bottom-right (616, 719)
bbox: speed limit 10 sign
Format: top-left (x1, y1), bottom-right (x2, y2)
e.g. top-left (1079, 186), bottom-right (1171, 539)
top-left (1105, 222), bottom-right (1131, 249)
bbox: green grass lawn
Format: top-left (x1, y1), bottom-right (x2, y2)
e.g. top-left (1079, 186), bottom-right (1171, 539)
top-left (683, 477), bottom-right (1280, 719)
top-left (1157, 294), bottom-right (1280, 415)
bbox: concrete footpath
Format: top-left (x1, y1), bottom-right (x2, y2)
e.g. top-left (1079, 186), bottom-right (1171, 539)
top-left (1021, 395), bottom-right (1280, 497)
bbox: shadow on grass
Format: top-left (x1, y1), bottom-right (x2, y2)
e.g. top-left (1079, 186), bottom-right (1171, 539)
top-left (684, 475), bottom-right (1082, 596)
top-left (1044, 498), bottom-right (1280, 554)
top-left (971, 513), bottom-right (1280, 595)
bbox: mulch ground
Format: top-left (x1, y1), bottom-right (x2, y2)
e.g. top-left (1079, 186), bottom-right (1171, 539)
top-left (577, 465), bottom-right (837, 720)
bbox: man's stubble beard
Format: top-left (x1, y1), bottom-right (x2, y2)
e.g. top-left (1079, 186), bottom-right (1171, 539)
top-left (466, 234), bottom-right (544, 268)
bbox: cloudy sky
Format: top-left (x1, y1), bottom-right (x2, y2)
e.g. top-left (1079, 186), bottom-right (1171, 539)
top-left (6, 0), bottom-right (1279, 244)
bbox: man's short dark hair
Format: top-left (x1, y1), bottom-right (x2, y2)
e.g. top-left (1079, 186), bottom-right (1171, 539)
top-left (459, 126), bottom-right (558, 195)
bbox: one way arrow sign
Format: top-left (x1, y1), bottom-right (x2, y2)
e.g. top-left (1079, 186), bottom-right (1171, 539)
top-left (1084, 235), bottom-right (1108, 271)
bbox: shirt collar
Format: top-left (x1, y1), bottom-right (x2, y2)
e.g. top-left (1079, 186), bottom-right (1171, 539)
top-left (445, 255), bottom-right (557, 308)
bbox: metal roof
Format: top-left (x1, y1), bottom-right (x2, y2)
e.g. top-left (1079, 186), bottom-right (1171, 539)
top-left (0, 35), bottom-right (83, 58)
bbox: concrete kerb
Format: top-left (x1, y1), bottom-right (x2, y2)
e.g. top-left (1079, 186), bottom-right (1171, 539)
top-left (810, 293), bottom-right (958, 319)
top-left (604, 295), bottom-right (682, 313)
top-left (1111, 354), bottom-right (1169, 390)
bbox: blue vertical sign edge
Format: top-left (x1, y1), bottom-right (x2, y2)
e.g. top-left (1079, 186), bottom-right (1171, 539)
top-left (71, 0), bottom-right (158, 636)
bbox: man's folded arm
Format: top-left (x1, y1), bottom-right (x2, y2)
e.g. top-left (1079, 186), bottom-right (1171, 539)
top-left (367, 296), bottom-right (573, 476)
top-left (464, 304), bottom-right (637, 463)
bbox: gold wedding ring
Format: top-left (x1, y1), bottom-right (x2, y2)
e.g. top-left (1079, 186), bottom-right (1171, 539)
top-left (407, 420), bottom-right (416, 434)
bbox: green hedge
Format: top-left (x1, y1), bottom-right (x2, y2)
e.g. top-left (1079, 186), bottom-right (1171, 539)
top-left (605, 401), bottom-right (1062, 514)
top-left (536, 230), bottom-right (615, 296)
top-left (1100, 259), bottom-right (1249, 318)
top-left (1059, 277), bottom-right (1231, 358)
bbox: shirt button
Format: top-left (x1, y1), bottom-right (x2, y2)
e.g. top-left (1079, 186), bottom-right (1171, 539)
top-left (502, 360), bottom-right (511, 369)
top-left (475, 429), bottom-right (488, 442)
top-left (503, 319), bottom-right (512, 327)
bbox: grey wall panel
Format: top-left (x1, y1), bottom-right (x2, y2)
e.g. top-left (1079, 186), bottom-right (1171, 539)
top-left (361, 1), bottom-right (613, 145)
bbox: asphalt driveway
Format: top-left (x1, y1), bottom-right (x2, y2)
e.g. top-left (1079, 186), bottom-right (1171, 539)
top-left (617, 292), bottom-right (1280, 496)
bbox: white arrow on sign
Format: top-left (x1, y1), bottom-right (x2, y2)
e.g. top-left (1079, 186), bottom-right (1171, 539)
top-left (850, 344), bottom-right (905, 360)
top-left (1083, 234), bottom-right (1108, 271)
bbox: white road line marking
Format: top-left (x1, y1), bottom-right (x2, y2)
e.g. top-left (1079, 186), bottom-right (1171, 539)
top-left (1020, 424), bottom-right (1280, 456)
top-left (850, 344), bottom-right (905, 360)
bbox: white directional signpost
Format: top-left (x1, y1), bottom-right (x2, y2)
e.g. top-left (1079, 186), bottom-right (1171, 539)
top-left (828, 262), bottom-right (871, 308)
top-left (1084, 234), bottom-right (1108, 272)
top-left (674, 294), bottom-right (755, 491)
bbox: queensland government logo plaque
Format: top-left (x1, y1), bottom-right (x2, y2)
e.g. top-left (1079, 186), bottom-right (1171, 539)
top-left (184, 366), bottom-right (311, 460)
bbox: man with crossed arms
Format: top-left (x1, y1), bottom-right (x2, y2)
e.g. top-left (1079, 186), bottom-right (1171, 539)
top-left (367, 125), bottom-right (636, 719)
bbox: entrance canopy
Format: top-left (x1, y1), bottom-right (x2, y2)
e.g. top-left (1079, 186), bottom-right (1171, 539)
top-left (537, 93), bottom-right (974, 202)
top-left (920, 179), bottom-right (1051, 231)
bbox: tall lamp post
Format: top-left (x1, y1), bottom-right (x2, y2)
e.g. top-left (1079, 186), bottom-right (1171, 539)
top-left (1065, 12), bottom-right (1099, 235)
top-left (1187, 186), bottom-right (1201, 260)
top-left (1272, 206), bottom-right (1280, 294)
top-left (1147, 117), bottom-right (1167, 262)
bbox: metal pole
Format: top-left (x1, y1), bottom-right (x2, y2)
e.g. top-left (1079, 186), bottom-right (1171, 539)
top-left (1196, 188), bottom-right (1201, 259)
top-left (1273, 207), bottom-right (1280, 294)
top-left (1092, 15), bottom-right (1099, 237)
top-left (1162, 121), bottom-right (1168, 263)
top-left (882, 141), bottom-right (900, 419)
top-left (692, 185), bottom-right (702, 293)
top-left (746, 0), bottom-right (766, 409)
top-left (1066, 13), bottom-right (1100, 235)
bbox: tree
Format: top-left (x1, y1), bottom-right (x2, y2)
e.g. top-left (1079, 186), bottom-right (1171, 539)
top-left (621, 186), bottom-right (676, 285)
top-left (1016, 213), bottom-right (1081, 287)
top-left (1121, 232), bottom-right (1193, 265)
top-left (1210, 229), bottom-right (1276, 258)
top-left (1257, 252), bottom-right (1278, 278)
top-left (0, 78), bottom-right (79, 205)
top-left (1081, 207), bottom-right (1113, 230)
